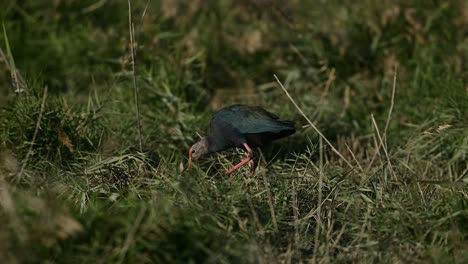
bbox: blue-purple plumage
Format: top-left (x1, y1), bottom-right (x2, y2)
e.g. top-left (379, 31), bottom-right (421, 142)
top-left (208, 105), bottom-right (295, 152)
top-left (188, 104), bottom-right (295, 174)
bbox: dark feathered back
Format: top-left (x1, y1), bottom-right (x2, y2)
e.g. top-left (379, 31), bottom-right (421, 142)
top-left (211, 105), bottom-right (295, 135)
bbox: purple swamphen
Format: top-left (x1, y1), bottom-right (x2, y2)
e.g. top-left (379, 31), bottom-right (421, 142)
top-left (188, 104), bottom-right (296, 174)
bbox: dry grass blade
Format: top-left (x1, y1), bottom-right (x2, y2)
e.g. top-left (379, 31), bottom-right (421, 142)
top-left (117, 206), bottom-right (146, 264)
top-left (274, 74), bottom-right (354, 169)
top-left (352, 206), bottom-right (372, 258)
top-left (367, 67), bottom-right (397, 170)
top-left (320, 67), bottom-right (336, 101)
top-left (2, 24), bottom-right (26, 92)
top-left (370, 114), bottom-right (395, 180)
top-left (345, 143), bottom-right (363, 172)
top-left (136, 0), bottom-right (151, 39)
top-left (128, 0), bottom-right (143, 151)
top-left (289, 43), bottom-right (311, 67)
top-left (262, 173), bottom-right (279, 233)
top-left (16, 86), bottom-right (48, 181)
top-left (291, 181), bottom-right (299, 251)
top-left (383, 67), bottom-right (397, 143)
top-left (313, 137), bottom-right (324, 260)
top-left (247, 195), bottom-right (265, 237)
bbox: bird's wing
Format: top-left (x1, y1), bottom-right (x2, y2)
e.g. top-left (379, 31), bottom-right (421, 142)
top-left (211, 105), bottom-right (295, 134)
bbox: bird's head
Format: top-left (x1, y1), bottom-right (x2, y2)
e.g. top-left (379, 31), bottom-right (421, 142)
top-left (188, 137), bottom-right (210, 169)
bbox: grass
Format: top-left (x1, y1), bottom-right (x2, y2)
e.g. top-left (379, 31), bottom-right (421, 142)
top-left (0, 0), bottom-right (467, 263)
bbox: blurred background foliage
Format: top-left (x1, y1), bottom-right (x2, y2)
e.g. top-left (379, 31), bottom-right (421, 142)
top-left (0, 0), bottom-right (467, 263)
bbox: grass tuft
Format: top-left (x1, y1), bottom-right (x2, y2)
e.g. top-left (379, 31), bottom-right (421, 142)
top-left (0, 0), bottom-right (467, 262)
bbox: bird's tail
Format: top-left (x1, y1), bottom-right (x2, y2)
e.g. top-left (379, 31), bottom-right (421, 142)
top-left (277, 119), bottom-right (296, 129)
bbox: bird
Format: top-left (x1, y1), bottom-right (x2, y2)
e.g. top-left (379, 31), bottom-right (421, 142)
top-left (188, 104), bottom-right (296, 174)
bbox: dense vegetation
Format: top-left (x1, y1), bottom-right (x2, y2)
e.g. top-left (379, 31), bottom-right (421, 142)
top-left (1, 0), bottom-right (467, 263)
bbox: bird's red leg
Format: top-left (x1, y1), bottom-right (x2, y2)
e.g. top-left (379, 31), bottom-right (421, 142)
top-left (225, 143), bottom-right (253, 175)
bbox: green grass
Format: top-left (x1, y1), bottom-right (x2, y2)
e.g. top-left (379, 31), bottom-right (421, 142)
top-left (1, 0), bottom-right (467, 263)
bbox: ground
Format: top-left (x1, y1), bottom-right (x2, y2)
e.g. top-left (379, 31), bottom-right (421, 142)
top-left (0, 1), bottom-right (467, 263)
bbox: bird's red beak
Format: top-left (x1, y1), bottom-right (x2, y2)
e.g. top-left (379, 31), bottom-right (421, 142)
top-left (188, 146), bottom-right (193, 170)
